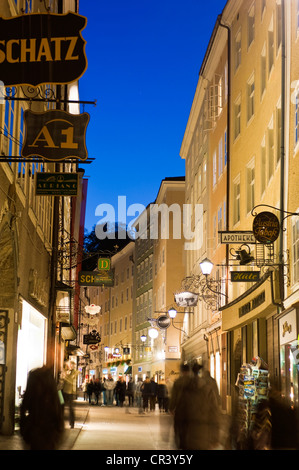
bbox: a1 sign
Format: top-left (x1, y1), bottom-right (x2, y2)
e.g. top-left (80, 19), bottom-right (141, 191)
top-left (98, 258), bottom-right (111, 271)
top-left (21, 109), bottom-right (89, 161)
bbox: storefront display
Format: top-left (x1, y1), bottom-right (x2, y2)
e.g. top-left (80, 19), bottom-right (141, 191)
top-left (235, 356), bottom-right (270, 447)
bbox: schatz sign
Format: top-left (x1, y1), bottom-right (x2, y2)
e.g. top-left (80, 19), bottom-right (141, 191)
top-left (0, 12), bottom-right (87, 86)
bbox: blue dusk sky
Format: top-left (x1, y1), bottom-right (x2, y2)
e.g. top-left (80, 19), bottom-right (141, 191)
top-left (78, 0), bottom-right (227, 233)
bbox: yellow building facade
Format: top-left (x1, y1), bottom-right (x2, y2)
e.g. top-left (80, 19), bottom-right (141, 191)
top-left (181, 0), bottom-right (299, 412)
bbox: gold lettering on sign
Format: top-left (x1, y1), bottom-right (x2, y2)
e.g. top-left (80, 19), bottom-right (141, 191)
top-left (282, 321), bottom-right (292, 337)
top-left (0, 36), bottom-right (79, 64)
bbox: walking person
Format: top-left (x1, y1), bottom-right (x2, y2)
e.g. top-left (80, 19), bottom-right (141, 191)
top-left (126, 377), bottom-right (135, 407)
top-left (169, 363), bottom-right (191, 449)
top-left (104, 373), bottom-right (116, 406)
top-left (20, 366), bottom-right (64, 450)
top-left (141, 376), bottom-right (151, 412)
top-left (62, 361), bottom-right (79, 429)
top-left (157, 380), bottom-right (169, 412)
top-left (135, 377), bottom-right (143, 412)
top-left (149, 377), bottom-right (158, 411)
top-left (86, 378), bottom-right (94, 404)
top-left (116, 376), bottom-right (126, 407)
top-left (94, 378), bottom-right (102, 405)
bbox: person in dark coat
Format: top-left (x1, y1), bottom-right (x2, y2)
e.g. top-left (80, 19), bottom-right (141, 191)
top-left (169, 363), bottom-right (191, 449)
top-left (141, 376), bottom-right (151, 412)
top-left (126, 377), bottom-right (135, 406)
top-left (149, 377), bottom-right (158, 411)
top-left (86, 379), bottom-right (95, 404)
top-left (115, 376), bottom-right (126, 407)
top-left (157, 380), bottom-right (169, 412)
top-left (94, 378), bottom-right (102, 405)
top-left (20, 366), bottom-right (64, 450)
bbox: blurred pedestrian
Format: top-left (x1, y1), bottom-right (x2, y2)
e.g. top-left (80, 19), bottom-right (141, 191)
top-left (82, 379), bottom-right (88, 401)
top-left (94, 378), bottom-right (102, 405)
top-left (135, 377), bottom-right (143, 412)
top-left (102, 378), bottom-right (107, 405)
top-left (126, 377), bottom-right (135, 406)
top-left (86, 379), bottom-right (94, 404)
top-left (20, 366), bottom-right (64, 450)
top-left (141, 376), bottom-right (151, 412)
top-left (157, 380), bottom-right (169, 412)
top-left (169, 363), bottom-right (191, 449)
top-left (184, 363), bottom-right (221, 449)
top-left (116, 376), bottom-right (126, 407)
top-left (104, 373), bottom-right (116, 406)
top-left (149, 377), bottom-right (158, 411)
top-left (62, 361), bottom-right (79, 428)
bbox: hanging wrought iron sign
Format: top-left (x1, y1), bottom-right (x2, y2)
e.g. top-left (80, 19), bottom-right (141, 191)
top-left (252, 211), bottom-right (280, 244)
top-left (21, 109), bottom-right (89, 161)
top-left (0, 12), bottom-right (87, 86)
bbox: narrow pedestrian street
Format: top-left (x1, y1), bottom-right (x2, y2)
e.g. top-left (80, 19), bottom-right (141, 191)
top-left (70, 401), bottom-right (176, 451)
top-left (0, 398), bottom-right (231, 452)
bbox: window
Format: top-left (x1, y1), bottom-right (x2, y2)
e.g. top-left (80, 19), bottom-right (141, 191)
top-left (261, 44), bottom-right (266, 98)
top-left (276, 104), bottom-right (282, 165)
top-left (247, 74), bottom-right (255, 122)
top-left (268, 18), bottom-right (274, 74)
top-left (234, 96), bottom-right (241, 139)
top-left (295, 90), bottom-right (299, 145)
top-left (261, 0), bottom-right (266, 19)
top-left (213, 151), bottom-right (217, 186)
top-left (248, 4), bottom-right (255, 48)
top-left (233, 177), bottom-right (240, 225)
top-left (292, 217), bottom-right (299, 284)
top-left (261, 137), bottom-right (266, 195)
top-left (224, 130), bottom-right (227, 166)
top-left (202, 156), bottom-right (207, 189)
top-left (246, 159), bottom-right (255, 214)
top-left (267, 123), bottom-right (274, 182)
top-left (218, 137), bottom-right (223, 177)
top-left (276, 0), bottom-right (282, 53)
top-left (235, 30), bottom-right (241, 70)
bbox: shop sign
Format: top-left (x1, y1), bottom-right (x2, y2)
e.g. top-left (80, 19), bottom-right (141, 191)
top-left (78, 270), bottom-right (114, 287)
top-left (36, 172), bottom-right (78, 196)
top-left (220, 231), bottom-right (256, 244)
top-left (279, 309), bottom-right (297, 346)
top-left (156, 315), bottom-right (171, 329)
top-left (175, 291), bottom-right (198, 307)
top-left (231, 271), bottom-right (260, 282)
top-left (22, 109), bottom-right (89, 162)
top-left (98, 258), bottom-right (111, 271)
top-left (83, 330), bottom-right (101, 345)
top-left (252, 212), bottom-right (280, 244)
top-left (239, 291), bottom-right (265, 318)
top-left (0, 12), bottom-right (87, 86)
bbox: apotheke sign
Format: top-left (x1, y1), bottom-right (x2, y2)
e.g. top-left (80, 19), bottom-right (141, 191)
top-left (0, 12), bottom-right (87, 86)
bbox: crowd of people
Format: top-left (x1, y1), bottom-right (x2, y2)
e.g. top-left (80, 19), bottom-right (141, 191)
top-left (19, 361), bottom-right (298, 451)
top-left (81, 373), bottom-right (171, 413)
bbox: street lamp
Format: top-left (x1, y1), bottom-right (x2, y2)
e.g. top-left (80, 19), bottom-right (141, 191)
top-left (140, 334), bottom-right (147, 342)
top-left (199, 258), bottom-right (214, 276)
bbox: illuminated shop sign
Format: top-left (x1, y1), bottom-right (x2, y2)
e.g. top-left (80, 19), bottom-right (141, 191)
top-left (0, 12), bottom-right (87, 86)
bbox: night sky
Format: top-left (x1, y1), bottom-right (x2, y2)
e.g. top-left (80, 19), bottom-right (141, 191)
top-left (78, 0), bottom-right (227, 233)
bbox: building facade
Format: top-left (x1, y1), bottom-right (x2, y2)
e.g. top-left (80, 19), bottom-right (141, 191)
top-left (0, 0), bottom-right (88, 434)
top-left (181, 0), bottom-right (299, 413)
